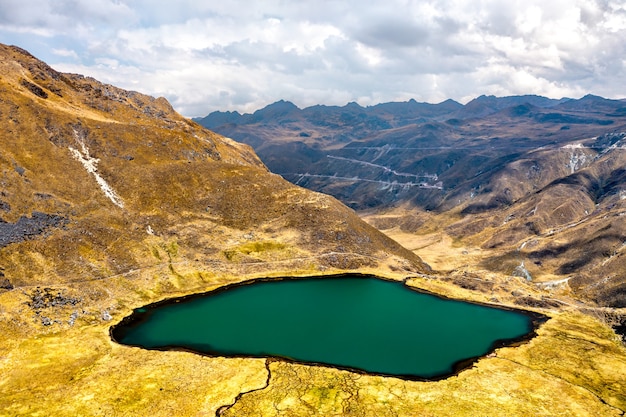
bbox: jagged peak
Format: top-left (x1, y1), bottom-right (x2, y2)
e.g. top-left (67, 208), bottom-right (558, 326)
top-left (345, 101), bottom-right (363, 108)
top-left (259, 99), bottom-right (299, 111)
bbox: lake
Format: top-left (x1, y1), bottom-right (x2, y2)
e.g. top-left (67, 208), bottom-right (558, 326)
top-left (111, 275), bottom-right (544, 380)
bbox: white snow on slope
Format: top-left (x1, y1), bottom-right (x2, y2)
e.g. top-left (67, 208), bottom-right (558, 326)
top-left (69, 130), bottom-right (124, 208)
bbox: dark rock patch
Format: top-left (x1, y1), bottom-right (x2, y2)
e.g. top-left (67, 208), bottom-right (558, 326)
top-left (20, 79), bottom-right (48, 99)
top-left (13, 163), bottom-right (26, 176)
top-left (0, 268), bottom-right (12, 290)
top-left (0, 212), bottom-right (68, 248)
top-left (443, 274), bottom-right (495, 292)
top-left (0, 277), bottom-right (12, 290)
top-left (514, 296), bottom-right (562, 309)
top-left (614, 319), bottom-right (626, 342)
top-left (27, 287), bottom-right (81, 310)
top-left (595, 283), bottom-right (626, 308)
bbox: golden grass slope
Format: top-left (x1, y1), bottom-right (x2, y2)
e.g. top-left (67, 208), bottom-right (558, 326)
top-left (222, 312), bottom-right (626, 417)
top-left (0, 43), bottom-right (426, 288)
top-left (0, 44), bottom-right (625, 416)
top-left (1, 268), bottom-right (624, 416)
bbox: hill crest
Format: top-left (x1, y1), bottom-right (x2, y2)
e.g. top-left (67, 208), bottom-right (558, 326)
top-left (0, 43), bottom-right (428, 299)
top-left (196, 93), bottom-right (626, 309)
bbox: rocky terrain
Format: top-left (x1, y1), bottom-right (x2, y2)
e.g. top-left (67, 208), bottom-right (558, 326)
top-left (1, 44), bottom-right (625, 417)
top-left (197, 95), bottom-right (626, 316)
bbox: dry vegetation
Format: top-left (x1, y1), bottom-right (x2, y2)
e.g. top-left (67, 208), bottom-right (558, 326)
top-left (2, 263), bottom-right (625, 417)
top-left (1, 44), bottom-right (625, 416)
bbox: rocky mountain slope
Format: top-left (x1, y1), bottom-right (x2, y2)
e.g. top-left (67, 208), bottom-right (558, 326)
top-left (2, 44), bottom-right (625, 417)
top-left (0, 43), bottom-right (429, 414)
top-left (0, 44), bottom-right (426, 294)
top-left (197, 96), bottom-right (626, 311)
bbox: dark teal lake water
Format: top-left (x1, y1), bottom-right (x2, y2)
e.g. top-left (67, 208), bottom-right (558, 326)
top-left (112, 275), bottom-right (540, 379)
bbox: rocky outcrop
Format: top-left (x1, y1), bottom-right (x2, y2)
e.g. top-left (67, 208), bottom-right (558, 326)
top-left (27, 287), bottom-right (81, 310)
top-left (0, 212), bottom-right (68, 248)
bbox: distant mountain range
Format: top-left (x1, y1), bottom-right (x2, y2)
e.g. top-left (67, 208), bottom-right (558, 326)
top-left (195, 94), bottom-right (625, 130)
top-left (194, 94), bottom-right (626, 211)
top-left (196, 94), bottom-right (626, 309)
top-left (3, 44), bottom-right (625, 417)
top-left (196, 95), bottom-right (579, 129)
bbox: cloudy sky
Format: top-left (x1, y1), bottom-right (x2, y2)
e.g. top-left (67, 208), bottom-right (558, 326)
top-left (1, 0), bottom-right (625, 117)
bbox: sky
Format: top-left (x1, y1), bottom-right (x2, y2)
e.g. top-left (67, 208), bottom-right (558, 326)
top-left (1, 0), bottom-right (625, 117)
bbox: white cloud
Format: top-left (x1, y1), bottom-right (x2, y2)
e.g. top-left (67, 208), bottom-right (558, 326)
top-left (52, 48), bottom-right (79, 59)
top-left (0, 0), bottom-right (625, 116)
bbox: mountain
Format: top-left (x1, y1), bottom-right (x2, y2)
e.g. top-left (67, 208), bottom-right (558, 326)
top-left (453, 94), bottom-right (568, 119)
top-left (2, 45), bottom-right (625, 417)
top-left (197, 109), bottom-right (243, 128)
top-left (196, 96), bottom-right (626, 312)
top-left (0, 44), bottom-right (433, 415)
top-left (0, 45), bottom-right (426, 290)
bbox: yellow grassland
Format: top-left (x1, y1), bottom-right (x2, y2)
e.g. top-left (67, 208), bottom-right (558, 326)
top-left (1, 259), bottom-right (625, 416)
top-left (1, 44), bottom-right (625, 416)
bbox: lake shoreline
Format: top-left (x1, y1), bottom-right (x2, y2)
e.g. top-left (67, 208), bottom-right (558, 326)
top-left (110, 273), bottom-right (550, 382)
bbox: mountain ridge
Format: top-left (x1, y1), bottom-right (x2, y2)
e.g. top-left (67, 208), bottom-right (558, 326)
top-left (196, 94), bottom-right (626, 311)
top-left (1, 44), bottom-right (625, 417)
top-left (194, 94), bottom-right (579, 127)
top-left (0, 42), bottom-right (428, 306)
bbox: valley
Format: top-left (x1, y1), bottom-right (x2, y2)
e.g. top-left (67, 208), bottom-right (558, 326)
top-left (0, 44), bottom-right (625, 416)
top-left (197, 96), bottom-right (626, 319)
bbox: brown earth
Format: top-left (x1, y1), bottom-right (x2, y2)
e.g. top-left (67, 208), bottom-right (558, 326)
top-left (0, 44), bottom-right (625, 417)
top-left (199, 95), bottom-right (626, 311)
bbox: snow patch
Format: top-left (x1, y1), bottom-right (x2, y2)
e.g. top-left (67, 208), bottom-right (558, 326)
top-left (101, 310), bottom-right (112, 321)
top-left (538, 277), bottom-right (571, 290)
top-left (69, 130), bottom-right (124, 208)
top-left (566, 151), bottom-right (587, 174)
top-left (561, 143), bottom-right (585, 149)
top-left (513, 261), bottom-right (532, 281)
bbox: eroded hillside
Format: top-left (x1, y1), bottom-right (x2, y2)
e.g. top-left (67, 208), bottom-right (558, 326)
top-left (0, 43), bottom-right (428, 414)
top-left (198, 96), bottom-right (626, 312)
top-left (0, 44), bottom-right (426, 294)
top-left (1, 45), bottom-right (625, 417)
